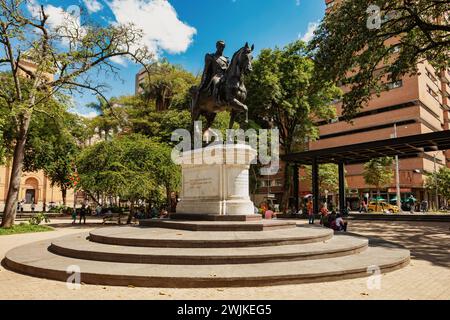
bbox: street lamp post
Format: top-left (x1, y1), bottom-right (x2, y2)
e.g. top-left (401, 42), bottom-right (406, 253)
top-left (433, 153), bottom-right (439, 211)
top-left (393, 124), bottom-right (402, 211)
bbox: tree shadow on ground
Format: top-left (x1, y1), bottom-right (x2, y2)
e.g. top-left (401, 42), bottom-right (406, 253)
top-left (348, 221), bottom-right (450, 268)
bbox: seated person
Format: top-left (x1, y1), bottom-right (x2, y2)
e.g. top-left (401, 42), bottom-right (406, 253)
top-left (264, 207), bottom-right (275, 220)
top-left (335, 214), bottom-right (348, 232)
top-left (328, 210), bottom-right (336, 224)
top-left (320, 205), bottom-right (329, 226)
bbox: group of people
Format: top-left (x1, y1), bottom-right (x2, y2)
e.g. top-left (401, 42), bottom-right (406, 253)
top-left (319, 206), bottom-right (348, 231)
top-left (306, 200), bottom-right (348, 232)
top-left (71, 204), bottom-right (90, 224)
top-left (16, 200), bottom-right (36, 213)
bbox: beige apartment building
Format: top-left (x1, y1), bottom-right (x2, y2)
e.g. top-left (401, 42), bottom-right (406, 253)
top-left (297, 0), bottom-right (450, 209)
top-left (0, 167), bottom-right (77, 212)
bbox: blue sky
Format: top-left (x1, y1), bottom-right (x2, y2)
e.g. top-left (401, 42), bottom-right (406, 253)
top-left (27, 0), bottom-right (326, 117)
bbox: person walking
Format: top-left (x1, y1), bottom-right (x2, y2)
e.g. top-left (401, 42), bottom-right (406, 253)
top-left (421, 200), bottom-right (428, 213)
top-left (31, 202), bottom-right (35, 213)
top-left (71, 208), bottom-right (77, 224)
top-left (79, 204), bottom-right (87, 224)
top-left (408, 196), bottom-right (416, 214)
top-left (359, 199), bottom-right (367, 213)
top-left (307, 200), bottom-right (314, 224)
top-left (320, 204), bottom-right (329, 227)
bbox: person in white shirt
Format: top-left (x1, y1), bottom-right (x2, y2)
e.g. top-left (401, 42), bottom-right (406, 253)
top-left (335, 214), bottom-right (348, 232)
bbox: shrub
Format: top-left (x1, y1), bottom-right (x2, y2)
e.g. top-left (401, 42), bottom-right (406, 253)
top-left (29, 213), bottom-right (51, 226)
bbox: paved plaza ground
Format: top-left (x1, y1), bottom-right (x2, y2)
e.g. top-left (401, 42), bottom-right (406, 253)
top-left (0, 218), bottom-right (448, 300)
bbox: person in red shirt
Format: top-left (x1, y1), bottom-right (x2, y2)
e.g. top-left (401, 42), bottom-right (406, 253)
top-left (307, 200), bottom-right (314, 224)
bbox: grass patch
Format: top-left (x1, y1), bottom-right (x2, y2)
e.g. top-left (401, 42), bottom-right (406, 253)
top-left (0, 223), bottom-right (54, 236)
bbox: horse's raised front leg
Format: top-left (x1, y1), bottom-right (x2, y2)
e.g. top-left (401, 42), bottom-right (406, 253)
top-left (205, 112), bottom-right (217, 133)
top-left (229, 98), bottom-right (248, 124)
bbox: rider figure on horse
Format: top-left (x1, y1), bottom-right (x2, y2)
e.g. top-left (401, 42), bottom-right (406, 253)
top-left (196, 40), bottom-right (229, 106)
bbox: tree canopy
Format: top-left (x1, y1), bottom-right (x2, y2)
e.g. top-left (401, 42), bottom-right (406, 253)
top-left (303, 164), bottom-right (341, 195)
top-left (0, 0), bottom-right (153, 227)
top-left (246, 40), bottom-right (341, 209)
top-left (426, 167), bottom-right (450, 202)
top-left (139, 61), bottom-right (198, 111)
top-left (76, 134), bottom-right (180, 222)
top-left (310, 0), bottom-right (450, 119)
top-left (363, 157), bottom-right (394, 196)
top-left (247, 40), bottom-right (341, 154)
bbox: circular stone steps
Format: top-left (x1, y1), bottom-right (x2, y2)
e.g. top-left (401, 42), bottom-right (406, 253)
top-left (4, 241), bottom-right (409, 288)
top-left (138, 219), bottom-right (296, 231)
top-left (3, 223), bottom-right (410, 288)
top-left (88, 226), bottom-right (334, 248)
top-left (49, 233), bottom-right (369, 265)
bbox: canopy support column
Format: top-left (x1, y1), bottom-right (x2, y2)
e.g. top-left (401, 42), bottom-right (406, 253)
top-left (293, 165), bottom-right (299, 213)
top-left (312, 158), bottom-right (320, 215)
top-left (338, 161), bottom-right (346, 215)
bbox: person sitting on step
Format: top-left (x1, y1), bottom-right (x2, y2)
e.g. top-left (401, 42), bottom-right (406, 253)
top-left (334, 214), bottom-right (348, 232)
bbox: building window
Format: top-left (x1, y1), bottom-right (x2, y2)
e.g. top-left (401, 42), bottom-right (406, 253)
top-left (391, 44), bottom-right (401, 53)
top-left (425, 68), bottom-right (438, 85)
top-left (329, 117), bottom-right (339, 124)
top-left (386, 80), bottom-right (403, 90)
top-left (427, 85), bottom-right (440, 102)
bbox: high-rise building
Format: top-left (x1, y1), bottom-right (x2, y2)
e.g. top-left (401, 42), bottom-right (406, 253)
top-left (298, 0), bottom-right (450, 209)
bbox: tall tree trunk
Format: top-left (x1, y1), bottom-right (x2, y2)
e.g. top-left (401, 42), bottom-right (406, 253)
top-left (377, 188), bottom-right (381, 212)
top-left (1, 113), bottom-right (31, 228)
top-left (281, 163), bottom-right (292, 212)
top-left (61, 187), bottom-right (67, 206)
top-left (166, 186), bottom-right (172, 212)
top-left (127, 200), bottom-right (135, 225)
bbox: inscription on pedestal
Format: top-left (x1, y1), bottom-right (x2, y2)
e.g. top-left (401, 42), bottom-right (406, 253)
top-left (183, 168), bottom-right (219, 198)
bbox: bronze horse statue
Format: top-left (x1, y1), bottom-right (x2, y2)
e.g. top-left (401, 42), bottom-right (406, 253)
top-left (190, 42), bottom-right (254, 132)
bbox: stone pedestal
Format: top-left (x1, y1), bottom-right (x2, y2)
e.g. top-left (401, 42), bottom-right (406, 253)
top-left (175, 144), bottom-right (257, 216)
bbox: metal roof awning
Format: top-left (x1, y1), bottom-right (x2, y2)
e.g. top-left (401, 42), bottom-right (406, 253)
top-left (282, 130), bottom-right (450, 165)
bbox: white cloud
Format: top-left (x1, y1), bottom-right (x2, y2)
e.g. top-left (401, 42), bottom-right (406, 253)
top-left (27, 0), bottom-right (196, 66)
top-left (76, 111), bottom-right (99, 119)
top-left (106, 0), bottom-right (197, 58)
top-left (28, 0), bottom-right (84, 39)
top-left (109, 55), bottom-right (128, 66)
top-left (83, 0), bottom-right (103, 13)
top-left (300, 21), bottom-right (319, 43)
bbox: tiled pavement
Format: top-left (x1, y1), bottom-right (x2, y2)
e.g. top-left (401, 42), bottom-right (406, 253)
top-left (0, 219), bottom-right (448, 300)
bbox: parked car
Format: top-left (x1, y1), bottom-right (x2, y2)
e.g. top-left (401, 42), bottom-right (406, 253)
top-left (368, 201), bottom-right (400, 213)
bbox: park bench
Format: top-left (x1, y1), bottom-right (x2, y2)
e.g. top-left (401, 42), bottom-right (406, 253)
top-left (102, 212), bottom-right (129, 225)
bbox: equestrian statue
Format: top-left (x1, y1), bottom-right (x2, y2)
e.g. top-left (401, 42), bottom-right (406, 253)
top-left (190, 40), bottom-right (254, 133)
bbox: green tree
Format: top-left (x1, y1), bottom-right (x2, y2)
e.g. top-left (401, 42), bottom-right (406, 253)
top-left (363, 157), bottom-right (394, 209)
top-left (310, 0), bottom-right (449, 119)
top-left (140, 61), bottom-right (198, 111)
top-left (76, 134), bottom-right (180, 223)
top-left (303, 164), bottom-right (341, 206)
top-left (86, 97), bottom-right (123, 141)
top-left (23, 110), bottom-right (84, 206)
top-left (426, 167), bottom-right (450, 206)
top-left (246, 40), bottom-right (341, 209)
top-left (0, 1), bottom-right (153, 227)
